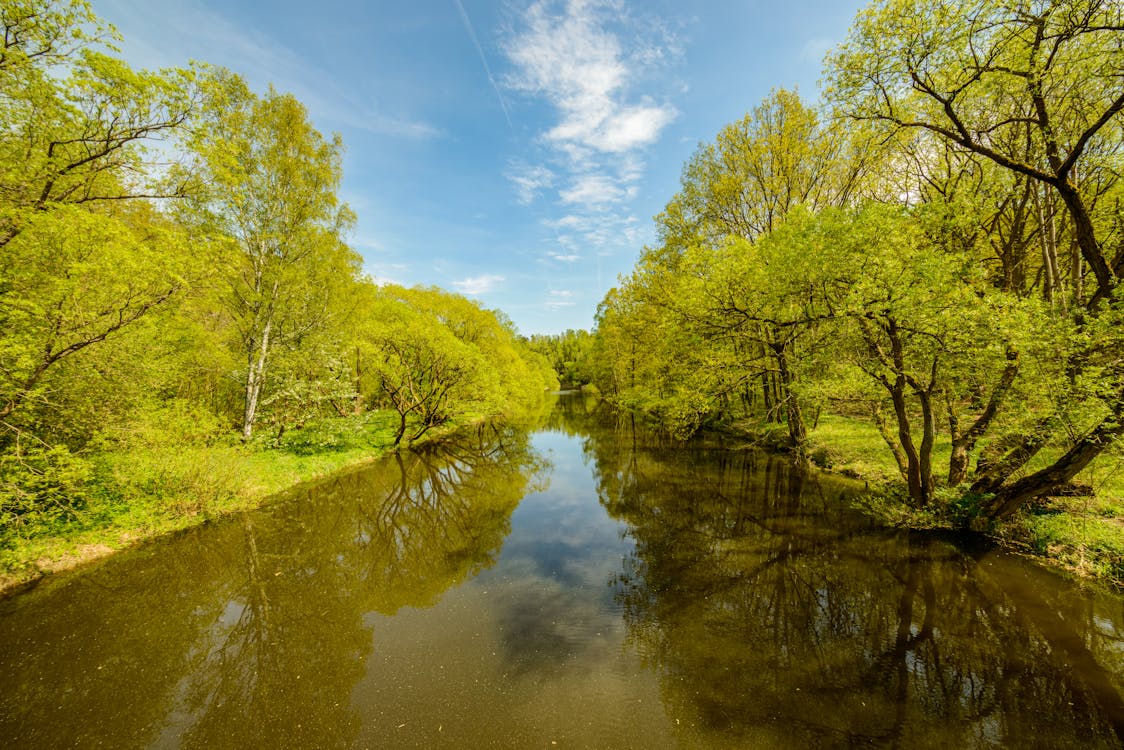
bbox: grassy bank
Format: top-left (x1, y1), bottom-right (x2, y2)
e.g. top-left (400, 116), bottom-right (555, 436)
top-left (808, 414), bottom-right (1124, 585)
top-left (0, 411), bottom-right (471, 595)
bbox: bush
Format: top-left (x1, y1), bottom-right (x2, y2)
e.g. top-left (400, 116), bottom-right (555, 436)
top-left (0, 445), bottom-right (93, 541)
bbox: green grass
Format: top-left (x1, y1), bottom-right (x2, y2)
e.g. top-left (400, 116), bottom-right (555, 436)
top-left (808, 413), bottom-right (1124, 585)
top-left (808, 413), bottom-right (951, 484)
top-left (0, 410), bottom-right (472, 593)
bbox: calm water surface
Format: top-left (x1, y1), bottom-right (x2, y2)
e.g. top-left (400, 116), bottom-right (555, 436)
top-left (3, 393), bottom-right (1124, 748)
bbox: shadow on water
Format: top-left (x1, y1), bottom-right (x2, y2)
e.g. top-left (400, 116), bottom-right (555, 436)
top-left (1, 393), bottom-right (1123, 748)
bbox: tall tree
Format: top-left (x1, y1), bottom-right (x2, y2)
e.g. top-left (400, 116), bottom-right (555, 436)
top-left (0, 0), bottom-right (197, 436)
top-left (828, 0), bottom-right (1124, 514)
top-left (184, 72), bottom-right (357, 441)
top-left (828, 0), bottom-right (1123, 306)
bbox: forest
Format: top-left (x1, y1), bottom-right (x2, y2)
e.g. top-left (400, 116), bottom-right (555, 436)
top-left (567, 0), bottom-right (1124, 578)
top-left (0, 0), bottom-right (557, 585)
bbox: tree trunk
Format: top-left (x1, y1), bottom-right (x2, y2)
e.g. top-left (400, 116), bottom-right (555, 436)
top-left (392, 409), bottom-right (408, 447)
top-left (948, 347), bottom-right (1020, 485)
top-left (241, 312), bottom-right (274, 442)
top-left (915, 387), bottom-right (935, 505)
top-left (1034, 187), bottom-right (1061, 309)
top-left (872, 402), bottom-right (908, 478)
top-left (970, 422), bottom-right (1051, 496)
top-left (772, 341), bottom-right (806, 456)
top-left (889, 380), bottom-right (926, 505)
top-left (760, 370), bottom-right (774, 421)
top-left (1056, 181), bottom-right (1112, 303)
top-left (981, 411), bottom-right (1124, 520)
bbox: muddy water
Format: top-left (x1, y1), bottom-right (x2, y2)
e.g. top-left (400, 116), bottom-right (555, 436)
top-left (2, 393), bottom-right (1123, 748)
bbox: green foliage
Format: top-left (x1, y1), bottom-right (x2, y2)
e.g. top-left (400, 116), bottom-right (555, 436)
top-left (0, 444), bottom-right (92, 541)
top-left (592, 0), bottom-right (1123, 525)
top-left (526, 329), bottom-right (595, 387)
top-left (1019, 510), bottom-right (1124, 584)
top-left (0, 2), bottom-right (559, 584)
top-left (354, 285), bottom-right (556, 446)
top-left (269, 411), bottom-right (400, 456)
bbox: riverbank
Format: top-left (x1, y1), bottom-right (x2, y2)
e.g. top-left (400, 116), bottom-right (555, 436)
top-left (0, 411), bottom-right (473, 596)
top-left (801, 414), bottom-right (1124, 586)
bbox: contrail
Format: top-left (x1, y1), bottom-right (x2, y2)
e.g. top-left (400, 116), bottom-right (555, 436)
top-left (453, 0), bottom-right (513, 127)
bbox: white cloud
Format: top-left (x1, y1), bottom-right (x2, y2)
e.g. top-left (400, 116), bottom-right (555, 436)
top-left (453, 274), bottom-right (506, 295)
top-left (545, 289), bottom-right (577, 309)
top-left (505, 0), bottom-right (678, 157)
top-left (547, 251), bottom-right (582, 262)
top-left (559, 173), bottom-right (627, 205)
top-left (503, 0), bottom-right (680, 268)
top-left (508, 164), bottom-right (556, 205)
top-left (544, 215), bottom-right (586, 230)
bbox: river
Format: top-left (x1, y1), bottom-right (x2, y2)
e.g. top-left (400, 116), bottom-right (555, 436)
top-left (2, 392), bottom-right (1124, 748)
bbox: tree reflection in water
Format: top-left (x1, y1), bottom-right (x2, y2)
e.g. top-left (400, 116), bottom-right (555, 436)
top-left (585, 414), bottom-right (1124, 749)
top-left (0, 423), bottom-right (545, 749)
top-left (4, 397), bottom-right (1124, 748)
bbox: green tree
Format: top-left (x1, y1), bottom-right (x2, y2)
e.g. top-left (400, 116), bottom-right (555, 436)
top-left (828, 0), bottom-right (1123, 305)
top-left (0, 0), bottom-right (196, 248)
top-left (827, 0), bottom-right (1124, 513)
top-left (183, 72), bottom-right (358, 441)
top-left (0, 203), bottom-right (189, 428)
top-left (373, 305), bottom-right (484, 446)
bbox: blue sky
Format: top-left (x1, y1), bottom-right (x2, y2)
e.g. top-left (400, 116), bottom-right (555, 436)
top-left (94, 0), bottom-right (867, 335)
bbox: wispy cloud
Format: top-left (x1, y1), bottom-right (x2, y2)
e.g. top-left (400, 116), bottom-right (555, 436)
top-left (453, 0), bottom-right (513, 126)
top-left (508, 163), bottom-right (555, 205)
top-left (505, 0), bottom-right (677, 155)
top-left (503, 0), bottom-right (681, 264)
top-left (559, 173), bottom-right (632, 206)
top-left (547, 251), bottom-right (582, 262)
top-left (545, 289), bottom-right (577, 309)
top-left (453, 274), bottom-right (506, 295)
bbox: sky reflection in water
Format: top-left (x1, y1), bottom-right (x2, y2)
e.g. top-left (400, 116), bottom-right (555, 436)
top-left (2, 394), bottom-right (1124, 748)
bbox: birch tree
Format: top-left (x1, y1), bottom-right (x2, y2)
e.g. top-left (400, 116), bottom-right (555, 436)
top-left (185, 72), bottom-right (356, 440)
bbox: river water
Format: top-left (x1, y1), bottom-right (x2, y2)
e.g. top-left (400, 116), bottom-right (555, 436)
top-left (2, 392), bottom-right (1124, 748)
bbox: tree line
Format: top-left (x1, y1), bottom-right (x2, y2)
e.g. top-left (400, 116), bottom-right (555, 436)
top-left (580, 0), bottom-right (1123, 524)
top-left (0, 0), bottom-right (557, 544)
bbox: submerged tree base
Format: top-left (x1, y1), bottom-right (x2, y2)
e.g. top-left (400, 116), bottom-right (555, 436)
top-left (698, 412), bottom-right (1124, 587)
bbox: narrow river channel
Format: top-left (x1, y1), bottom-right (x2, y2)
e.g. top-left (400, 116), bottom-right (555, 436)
top-left (3, 392), bottom-right (1124, 748)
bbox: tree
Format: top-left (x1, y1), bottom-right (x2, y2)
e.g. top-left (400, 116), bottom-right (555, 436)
top-left (363, 292), bottom-right (490, 447)
top-left (828, 0), bottom-right (1124, 514)
top-left (0, 203), bottom-right (189, 430)
top-left (0, 0), bottom-right (198, 436)
top-left (828, 0), bottom-right (1123, 305)
top-left (0, 0), bottom-right (197, 248)
top-left (183, 72), bottom-right (358, 441)
top-left (589, 91), bottom-right (874, 446)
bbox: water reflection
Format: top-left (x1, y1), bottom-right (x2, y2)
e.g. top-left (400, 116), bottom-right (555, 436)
top-left (0, 423), bottom-right (545, 749)
top-left (586, 413), bottom-right (1124, 748)
top-left (2, 395), bottom-right (1124, 748)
